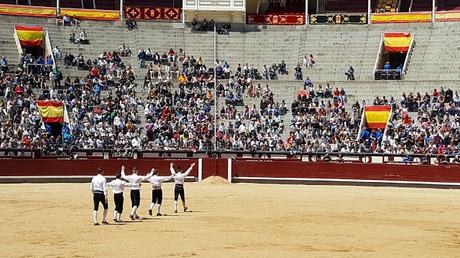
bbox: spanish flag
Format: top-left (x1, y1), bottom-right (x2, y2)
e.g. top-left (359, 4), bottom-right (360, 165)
top-left (37, 100), bottom-right (64, 123)
top-left (15, 25), bottom-right (44, 47)
top-left (384, 33), bottom-right (412, 53)
top-left (364, 106), bottom-right (391, 129)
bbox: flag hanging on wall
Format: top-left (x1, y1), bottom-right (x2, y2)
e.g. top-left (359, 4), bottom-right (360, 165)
top-left (37, 100), bottom-right (64, 123)
top-left (384, 33), bottom-right (412, 52)
top-left (364, 105), bottom-right (392, 129)
top-left (15, 25), bottom-right (44, 47)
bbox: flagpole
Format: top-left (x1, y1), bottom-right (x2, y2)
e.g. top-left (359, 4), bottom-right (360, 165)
top-left (356, 104), bottom-right (366, 141)
top-left (381, 105), bottom-right (393, 144)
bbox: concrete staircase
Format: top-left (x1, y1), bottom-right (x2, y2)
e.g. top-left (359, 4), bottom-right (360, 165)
top-left (1, 16), bottom-right (460, 82)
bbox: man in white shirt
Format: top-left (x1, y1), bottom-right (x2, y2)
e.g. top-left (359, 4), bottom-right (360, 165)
top-left (52, 46), bottom-right (61, 60)
top-left (90, 167), bottom-right (108, 225)
top-left (121, 166), bottom-right (153, 220)
top-left (170, 162), bottom-right (195, 213)
top-left (147, 169), bottom-right (173, 216)
top-left (79, 29), bottom-right (88, 44)
top-left (107, 171), bottom-right (133, 223)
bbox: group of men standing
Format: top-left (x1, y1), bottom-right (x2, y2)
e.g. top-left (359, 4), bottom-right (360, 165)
top-left (90, 162), bottom-right (195, 225)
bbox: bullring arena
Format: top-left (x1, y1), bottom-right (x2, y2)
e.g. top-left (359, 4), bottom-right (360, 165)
top-left (3, 0), bottom-right (460, 257)
top-left (3, 180), bottom-right (460, 257)
top-left (2, 156), bottom-right (460, 257)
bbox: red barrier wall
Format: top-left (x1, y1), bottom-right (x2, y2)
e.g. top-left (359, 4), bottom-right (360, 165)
top-left (233, 159), bottom-right (460, 183)
top-left (201, 158), bottom-right (228, 179)
top-left (1, 158), bottom-right (460, 184)
top-left (0, 158), bottom-right (198, 177)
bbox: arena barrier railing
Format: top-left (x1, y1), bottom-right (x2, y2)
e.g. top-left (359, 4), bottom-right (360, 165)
top-left (0, 149), bottom-right (457, 166)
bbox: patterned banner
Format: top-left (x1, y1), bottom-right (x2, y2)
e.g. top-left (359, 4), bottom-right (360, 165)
top-left (310, 14), bottom-right (367, 24)
top-left (0, 4), bottom-right (55, 18)
top-left (371, 12), bottom-right (431, 23)
top-left (124, 7), bottom-right (182, 20)
top-left (247, 14), bottom-right (305, 25)
top-left (435, 11), bottom-right (460, 22)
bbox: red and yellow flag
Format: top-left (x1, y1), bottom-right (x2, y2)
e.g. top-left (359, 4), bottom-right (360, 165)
top-left (15, 25), bottom-right (44, 47)
top-left (60, 8), bottom-right (119, 21)
top-left (0, 4), bottom-right (55, 18)
top-left (384, 33), bottom-right (412, 52)
top-left (37, 100), bottom-right (64, 123)
top-left (364, 106), bottom-right (391, 129)
top-left (371, 12), bottom-right (431, 24)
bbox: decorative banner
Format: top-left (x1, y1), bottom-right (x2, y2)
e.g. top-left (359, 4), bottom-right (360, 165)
top-left (124, 7), bottom-right (182, 20)
top-left (247, 14), bottom-right (305, 25)
top-left (435, 11), bottom-right (460, 22)
top-left (15, 25), bottom-right (44, 47)
top-left (384, 33), bottom-right (412, 52)
top-left (371, 12), bottom-right (431, 23)
top-left (310, 14), bottom-right (367, 24)
top-left (0, 4), bottom-right (55, 17)
top-left (364, 106), bottom-right (391, 129)
top-left (37, 100), bottom-right (64, 123)
top-left (60, 8), bottom-right (119, 21)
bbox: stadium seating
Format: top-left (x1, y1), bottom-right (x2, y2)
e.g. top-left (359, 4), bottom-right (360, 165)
top-left (1, 14), bottom-right (460, 154)
top-left (410, 0), bottom-right (432, 11)
top-left (375, 0), bottom-right (398, 13)
top-left (2, 15), bottom-right (460, 81)
top-left (325, 0), bottom-right (368, 13)
top-left (441, 0), bottom-right (460, 10)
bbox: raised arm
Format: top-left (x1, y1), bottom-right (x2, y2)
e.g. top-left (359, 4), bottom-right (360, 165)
top-left (162, 174), bottom-right (174, 182)
top-left (142, 168), bottom-right (154, 181)
top-left (120, 165), bottom-right (127, 180)
top-left (183, 163), bottom-right (196, 177)
top-left (170, 162), bottom-right (176, 175)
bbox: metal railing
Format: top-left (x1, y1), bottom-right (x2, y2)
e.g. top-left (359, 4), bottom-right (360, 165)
top-left (26, 64), bottom-right (53, 74)
top-left (374, 69), bottom-right (402, 80)
top-left (403, 33), bottom-right (415, 75)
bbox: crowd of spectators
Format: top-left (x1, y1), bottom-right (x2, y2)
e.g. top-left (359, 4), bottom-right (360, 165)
top-left (191, 18), bottom-right (215, 32)
top-left (125, 18), bottom-right (138, 31)
top-left (141, 48), bottom-right (215, 151)
top-left (0, 49), bottom-right (144, 155)
top-left (3, 39), bottom-right (460, 162)
top-left (302, 54), bottom-right (316, 68)
top-left (56, 15), bottom-right (80, 27)
top-left (69, 29), bottom-right (89, 44)
top-left (366, 88), bottom-right (460, 157)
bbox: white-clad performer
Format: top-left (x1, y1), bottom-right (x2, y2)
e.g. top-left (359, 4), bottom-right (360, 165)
top-left (107, 171), bottom-right (134, 223)
top-left (147, 169), bottom-right (173, 216)
top-left (90, 167), bottom-right (108, 226)
top-left (170, 162), bottom-right (195, 213)
top-left (121, 166), bottom-right (153, 220)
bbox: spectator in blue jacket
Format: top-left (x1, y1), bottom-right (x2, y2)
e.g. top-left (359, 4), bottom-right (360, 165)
top-left (383, 61), bottom-right (391, 72)
top-left (36, 56), bottom-right (45, 65)
top-left (0, 56), bottom-right (7, 72)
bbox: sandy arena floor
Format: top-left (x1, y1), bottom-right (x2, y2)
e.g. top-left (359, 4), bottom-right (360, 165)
top-left (1, 179), bottom-right (460, 258)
